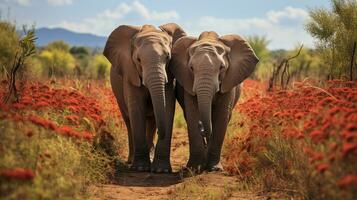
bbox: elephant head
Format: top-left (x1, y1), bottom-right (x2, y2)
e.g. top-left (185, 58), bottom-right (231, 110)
top-left (170, 31), bottom-right (258, 138)
top-left (104, 23), bottom-right (186, 140)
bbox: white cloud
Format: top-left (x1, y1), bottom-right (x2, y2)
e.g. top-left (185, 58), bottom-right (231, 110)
top-left (54, 4), bottom-right (311, 49)
top-left (4, 0), bottom-right (31, 6)
top-left (55, 1), bottom-right (179, 35)
top-left (47, 0), bottom-right (73, 6)
top-left (17, 0), bottom-right (30, 6)
top-left (267, 6), bottom-right (309, 23)
top-left (131, 1), bottom-right (179, 21)
top-left (185, 6), bottom-right (311, 49)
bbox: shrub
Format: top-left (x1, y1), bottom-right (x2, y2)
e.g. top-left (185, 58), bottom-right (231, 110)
top-left (0, 21), bottom-right (20, 78)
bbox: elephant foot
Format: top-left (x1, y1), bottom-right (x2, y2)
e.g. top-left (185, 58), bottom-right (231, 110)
top-left (126, 158), bottom-right (133, 166)
top-left (126, 153), bottom-right (134, 166)
top-left (206, 162), bottom-right (224, 172)
top-left (184, 161), bottom-right (205, 175)
top-left (130, 155), bottom-right (151, 172)
top-left (151, 158), bottom-right (172, 173)
top-left (179, 165), bottom-right (203, 177)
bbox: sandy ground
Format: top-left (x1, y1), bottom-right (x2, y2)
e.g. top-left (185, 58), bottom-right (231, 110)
top-left (90, 129), bottom-right (264, 200)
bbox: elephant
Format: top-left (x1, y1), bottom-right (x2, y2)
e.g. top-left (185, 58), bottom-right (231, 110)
top-left (169, 31), bottom-right (259, 172)
top-left (103, 23), bottom-right (186, 172)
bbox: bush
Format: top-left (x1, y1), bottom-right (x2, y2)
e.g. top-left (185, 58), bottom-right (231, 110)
top-left (87, 55), bottom-right (111, 80)
top-left (0, 21), bottom-right (20, 78)
top-left (224, 80), bottom-right (357, 199)
top-left (38, 49), bottom-right (76, 77)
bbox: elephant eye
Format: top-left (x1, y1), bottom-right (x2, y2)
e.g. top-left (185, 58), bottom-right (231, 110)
top-left (189, 65), bottom-right (194, 72)
top-left (137, 58), bottom-right (141, 63)
top-left (166, 53), bottom-right (171, 61)
top-left (220, 64), bottom-right (225, 71)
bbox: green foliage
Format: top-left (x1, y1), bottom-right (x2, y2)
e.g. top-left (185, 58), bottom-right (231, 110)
top-left (173, 105), bottom-right (187, 130)
top-left (37, 41), bottom-right (76, 77)
top-left (88, 54), bottom-right (111, 79)
top-left (305, 0), bottom-right (357, 79)
top-left (18, 27), bottom-right (37, 60)
top-left (70, 46), bottom-right (90, 58)
top-left (247, 35), bottom-right (270, 60)
top-left (247, 35), bottom-right (272, 80)
top-left (289, 45), bottom-right (325, 80)
top-left (45, 40), bottom-right (70, 52)
top-left (0, 21), bottom-right (20, 78)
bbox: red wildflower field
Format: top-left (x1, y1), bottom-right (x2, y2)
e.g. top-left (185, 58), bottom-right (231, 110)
top-left (223, 79), bottom-right (357, 199)
top-left (1, 78), bottom-right (356, 199)
top-left (0, 79), bottom-right (125, 199)
top-left (0, 80), bottom-right (123, 140)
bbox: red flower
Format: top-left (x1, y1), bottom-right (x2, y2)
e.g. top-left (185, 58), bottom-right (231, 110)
top-left (310, 130), bottom-right (326, 143)
top-left (65, 115), bottom-right (79, 123)
top-left (342, 143), bottom-right (357, 157)
top-left (0, 168), bottom-right (35, 180)
top-left (33, 101), bottom-right (50, 109)
top-left (12, 103), bottom-right (26, 109)
top-left (337, 175), bottom-right (357, 189)
top-left (316, 163), bottom-right (330, 174)
top-left (28, 115), bottom-right (57, 130)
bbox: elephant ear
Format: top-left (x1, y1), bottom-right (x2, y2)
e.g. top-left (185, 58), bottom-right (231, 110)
top-left (103, 25), bottom-right (141, 87)
top-left (219, 35), bottom-right (259, 93)
top-left (169, 36), bottom-right (197, 96)
top-left (159, 23), bottom-right (187, 44)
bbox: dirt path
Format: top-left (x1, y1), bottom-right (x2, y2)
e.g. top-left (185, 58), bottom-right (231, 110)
top-left (90, 129), bottom-right (264, 200)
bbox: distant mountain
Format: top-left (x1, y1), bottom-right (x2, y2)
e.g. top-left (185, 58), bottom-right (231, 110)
top-left (35, 27), bottom-right (107, 48)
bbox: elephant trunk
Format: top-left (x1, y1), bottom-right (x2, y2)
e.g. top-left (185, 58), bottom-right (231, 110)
top-left (196, 77), bottom-right (214, 139)
top-left (145, 67), bottom-right (167, 140)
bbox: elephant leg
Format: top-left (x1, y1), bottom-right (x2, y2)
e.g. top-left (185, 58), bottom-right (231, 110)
top-left (126, 85), bottom-right (151, 172)
top-left (184, 91), bottom-right (206, 172)
top-left (207, 90), bottom-right (235, 172)
top-left (110, 67), bottom-right (134, 164)
top-left (123, 115), bottom-right (134, 165)
top-left (146, 117), bottom-right (156, 156)
top-left (152, 83), bottom-right (175, 173)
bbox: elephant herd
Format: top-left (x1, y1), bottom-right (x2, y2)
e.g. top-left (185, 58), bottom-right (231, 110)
top-left (103, 23), bottom-right (259, 174)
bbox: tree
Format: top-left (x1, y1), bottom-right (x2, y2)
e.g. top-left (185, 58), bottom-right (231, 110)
top-left (70, 46), bottom-right (90, 76)
top-left (247, 35), bottom-right (270, 60)
top-left (45, 40), bottom-right (70, 52)
top-left (70, 46), bottom-right (89, 58)
top-left (3, 28), bottom-right (36, 103)
top-left (88, 55), bottom-right (110, 79)
top-left (38, 49), bottom-right (75, 77)
top-left (37, 40), bottom-right (76, 77)
top-left (0, 21), bottom-right (19, 78)
top-left (306, 0), bottom-right (357, 80)
top-left (247, 35), bottom-right (271, 80)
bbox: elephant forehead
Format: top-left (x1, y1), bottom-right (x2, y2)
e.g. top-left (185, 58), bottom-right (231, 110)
top-left (192, 41), bottom-right (225, 54)
top-left (136, 31), bottom-right (171, 43)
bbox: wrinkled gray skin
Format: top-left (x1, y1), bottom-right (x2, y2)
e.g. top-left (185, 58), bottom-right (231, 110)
top-left (170, 31), bottom-right (259, 172)
top-left (104, 23), bottom-right (186, 173)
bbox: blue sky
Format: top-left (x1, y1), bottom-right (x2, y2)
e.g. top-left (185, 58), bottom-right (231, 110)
top-left (0, 0), bottom-right (330, 49)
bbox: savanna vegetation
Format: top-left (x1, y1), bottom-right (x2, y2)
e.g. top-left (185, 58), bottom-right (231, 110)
top-left (0, 0), bottom-right (356, 199)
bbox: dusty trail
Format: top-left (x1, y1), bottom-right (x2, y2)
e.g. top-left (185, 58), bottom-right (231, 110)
top-left (90, 129), bottom-right (263, 200)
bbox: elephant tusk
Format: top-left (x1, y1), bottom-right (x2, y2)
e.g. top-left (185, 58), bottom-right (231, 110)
top-left (198, 120), bottom-right (205, 136)
top-left (202, 137), bottom-right (208, 148)
top-left (198, 120), bottom-right (208, 148)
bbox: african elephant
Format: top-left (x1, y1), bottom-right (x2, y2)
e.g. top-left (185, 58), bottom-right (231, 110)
top-left (104, 23), bottom-right (186, 172)
top-left (170, 31), bottom-right (258, 172)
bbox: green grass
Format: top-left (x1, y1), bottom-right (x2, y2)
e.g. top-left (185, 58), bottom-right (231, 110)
top-left (167, 175), bottom-right (234, 200)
